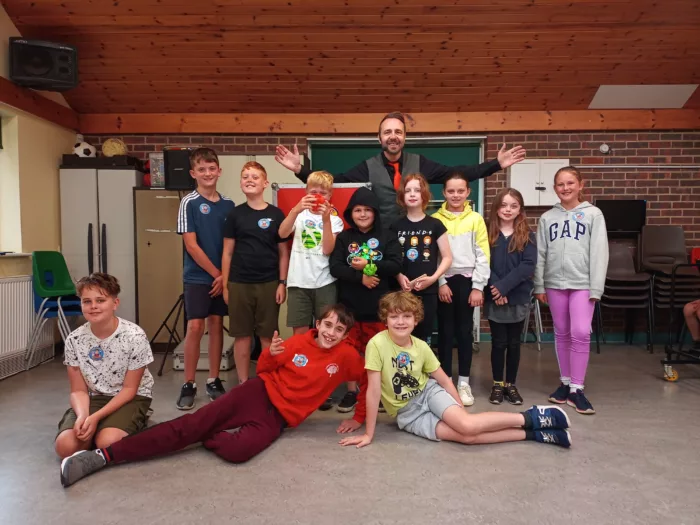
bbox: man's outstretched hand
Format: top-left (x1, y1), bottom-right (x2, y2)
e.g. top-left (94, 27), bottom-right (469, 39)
top-left (497, 144), bottom-right (527, 169)
top-left (275, 144), bottom-right (302, 174)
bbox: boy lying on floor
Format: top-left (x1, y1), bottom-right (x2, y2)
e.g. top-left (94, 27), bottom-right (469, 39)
top-left (337, 291), bottom-right (572, 448)
top-left (60, 304), bottom-right (366, 487)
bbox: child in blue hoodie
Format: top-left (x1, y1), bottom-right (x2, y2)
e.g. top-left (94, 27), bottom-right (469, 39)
top-left (485, 188), bottom-right (537, 406)
top-left (534, 166), bottom-right (609, 415)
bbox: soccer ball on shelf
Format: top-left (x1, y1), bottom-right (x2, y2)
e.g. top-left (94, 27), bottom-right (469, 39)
top-left (73, 134), bottom-right (96, 158)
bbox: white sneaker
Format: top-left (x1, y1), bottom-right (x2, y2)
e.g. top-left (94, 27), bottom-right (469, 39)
top-left (458, 382), bottom-right (474, 406)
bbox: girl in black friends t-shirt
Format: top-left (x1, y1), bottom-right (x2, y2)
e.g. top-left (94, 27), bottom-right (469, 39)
top-left (392, 173), bottom-right (453, 344)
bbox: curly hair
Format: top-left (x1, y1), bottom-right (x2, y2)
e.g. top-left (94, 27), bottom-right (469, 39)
top-left (378, 291), bottom-right (425, 324)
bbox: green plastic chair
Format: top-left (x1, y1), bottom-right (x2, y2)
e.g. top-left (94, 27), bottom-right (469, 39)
top-left (32, 251), bottom-right (76, 297)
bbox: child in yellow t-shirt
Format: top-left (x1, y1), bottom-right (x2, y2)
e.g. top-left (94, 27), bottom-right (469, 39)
top-left (338, 291), bottom-right (572, 448)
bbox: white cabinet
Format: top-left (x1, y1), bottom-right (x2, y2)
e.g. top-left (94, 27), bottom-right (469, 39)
top-left (508, 159), bottom-right (569, 206)
top-left (59, 168), bottom-right (141, 322)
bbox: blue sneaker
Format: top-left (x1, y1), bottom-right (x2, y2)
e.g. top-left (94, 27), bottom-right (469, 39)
top-left (548, 383), bottom-right (569, 404)
top-left (533, 429), bottom-right (572, 448)
top-left (527, 405), bottom-right (571, 430)
top-left (567, 389), bottom-right (596, 415)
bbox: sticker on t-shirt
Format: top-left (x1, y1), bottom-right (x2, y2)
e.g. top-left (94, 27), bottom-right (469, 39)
top-left (410, 236), bottom-right (419, 247)
top-left (348, 242), bottom-right (360, 254)
top-left (406, 248), bottom-right (419, 261)
top-left (301, 229), bottom-right (322, 249)
top-left (199, 203), bottom-right (211, 215)
top-left (367, 238), bottom-right (379, 249)
top-left (304, 219), bottom-right (317, 229)
top-left (88, 346), bottom-right (104, 362)
top-left (258, 218), bottom-right (272, 229)
top-left (330, 207), bottom-right (339, 216)
top-left (395, 352), bottom-right (411, 369)
top-left (423, 236), bottom-right (431, 246)
top-left (293, 354), bottom-right (308, 367)
top-left (573, 211), bottom-right (586, 222)
top-left (326, 363), bottom-right (339, 377)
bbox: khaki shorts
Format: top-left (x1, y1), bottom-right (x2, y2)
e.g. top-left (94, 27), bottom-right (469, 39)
top-left (286, 282), bottom-right (338, 327)
top-left (56, 395), bottom-right (151, 439)
top-left (228, 281), bottom-right (279, 338)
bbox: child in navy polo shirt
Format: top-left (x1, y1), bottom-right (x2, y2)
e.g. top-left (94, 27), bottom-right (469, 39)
top-left (176, 147), bottom-right (235, 410)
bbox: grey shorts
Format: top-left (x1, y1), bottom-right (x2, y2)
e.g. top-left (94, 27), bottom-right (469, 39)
top-left (286, 282), bottom-right (337, 327)
top-left (396, 379), bottom-right (459, 441)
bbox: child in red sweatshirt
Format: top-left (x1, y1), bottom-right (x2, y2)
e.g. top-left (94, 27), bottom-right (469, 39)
top-left (59, 304), bottom-right (366, 487)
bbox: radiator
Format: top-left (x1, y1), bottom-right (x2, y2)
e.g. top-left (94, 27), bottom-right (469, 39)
top-left (0, 276), bottom-right (55, 380)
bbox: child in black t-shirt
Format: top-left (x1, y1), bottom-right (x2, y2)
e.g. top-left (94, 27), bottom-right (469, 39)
top-left (392, 173), bottom-right (453, 344)
top-left (222, 161), bottom-right (291, 383)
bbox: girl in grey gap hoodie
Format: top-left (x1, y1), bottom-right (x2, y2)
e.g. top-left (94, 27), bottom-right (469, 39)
top-left (534, 166), bottom-right (609, 416)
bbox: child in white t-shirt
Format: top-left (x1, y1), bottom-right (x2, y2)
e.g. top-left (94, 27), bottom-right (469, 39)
top-left (279, 171), bottom-right (345, 335)
top-left (279, 171), bottom-right (345, 410)
top-left (55, 273), bottom-right (154, 459)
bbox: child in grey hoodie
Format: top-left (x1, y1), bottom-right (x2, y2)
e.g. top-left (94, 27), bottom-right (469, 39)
top-left (534, 166), bottom-right (608, 415)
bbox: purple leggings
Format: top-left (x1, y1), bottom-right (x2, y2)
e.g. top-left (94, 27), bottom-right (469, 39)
top-left (546, 289), bottom-right (595, 388)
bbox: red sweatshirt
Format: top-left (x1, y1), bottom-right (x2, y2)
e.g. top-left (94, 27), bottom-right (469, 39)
top-left (256, 330), bottom-right (367, 428)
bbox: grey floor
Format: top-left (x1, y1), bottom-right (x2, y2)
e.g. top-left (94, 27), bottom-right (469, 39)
top-left (1, 344), bottom-right (699, 525)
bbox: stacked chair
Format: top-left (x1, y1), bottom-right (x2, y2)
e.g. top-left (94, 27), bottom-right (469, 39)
top-left (25, 251), bottom-right (83, 369)
top-left (640, 226), bottom-right (700, 380)
top-left (641, 226), bottom-right (700, 335)
top-left (594, 242), bottom-right (653, 354)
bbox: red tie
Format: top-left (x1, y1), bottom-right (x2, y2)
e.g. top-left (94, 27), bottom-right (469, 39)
top-left (389, 162), bottom-right (401, 190)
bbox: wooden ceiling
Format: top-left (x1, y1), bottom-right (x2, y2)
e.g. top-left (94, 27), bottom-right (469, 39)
top-left (4, 0), bottom-right (700, 114)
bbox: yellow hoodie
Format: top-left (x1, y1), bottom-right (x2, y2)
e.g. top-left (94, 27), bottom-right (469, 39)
top-left (432, 202), bottom-right (491, 291)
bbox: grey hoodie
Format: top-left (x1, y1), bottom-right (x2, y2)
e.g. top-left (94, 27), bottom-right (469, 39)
top-left (533, 201), bottom-right (609, 300)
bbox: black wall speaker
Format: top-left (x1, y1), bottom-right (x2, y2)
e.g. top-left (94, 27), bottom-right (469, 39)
top-left (9, 38), bottom-right (78, 92)
top-left (164, 148), bottom-right (196, 190)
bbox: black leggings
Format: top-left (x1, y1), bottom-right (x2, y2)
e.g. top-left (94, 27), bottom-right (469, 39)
top-left (437, 275), bottom-right (475, 378)
top-left (488, 319), bottom-right (525, 384)
top-left (413, 293), bottom-right (438, 345)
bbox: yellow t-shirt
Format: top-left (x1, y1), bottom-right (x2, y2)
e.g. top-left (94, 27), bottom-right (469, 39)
top-left (365, 330), bottom-right (441, 417)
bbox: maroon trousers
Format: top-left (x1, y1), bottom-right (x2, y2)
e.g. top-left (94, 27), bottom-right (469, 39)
top-left (108, 377), bottom-right (286, 464)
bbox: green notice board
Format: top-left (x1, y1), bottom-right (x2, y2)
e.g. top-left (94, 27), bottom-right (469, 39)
top-left (309, 142), bottom-right (482, 213)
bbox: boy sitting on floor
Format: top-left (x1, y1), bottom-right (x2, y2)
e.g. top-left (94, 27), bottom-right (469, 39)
top-left (59, 304), bottom-right (367, 487)
top-left (55, 273), bottom-right (154, 459)
top-left (338, 291), bottom-right (572, 449)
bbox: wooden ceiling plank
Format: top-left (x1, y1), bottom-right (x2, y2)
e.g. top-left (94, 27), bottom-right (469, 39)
top-left (77, 110), bottom-right (700, 134)
top-left (0, 77), bottom-right (79, 130)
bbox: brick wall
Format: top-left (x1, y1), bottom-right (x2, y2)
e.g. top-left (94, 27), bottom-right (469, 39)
top-left (86, 130), bottom-right (700, 338)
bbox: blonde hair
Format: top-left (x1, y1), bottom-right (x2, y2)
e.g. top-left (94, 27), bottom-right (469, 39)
top-left (241, 161), bottom-right (267, 178)
top-left (378, 291), bottom-right (425, 324)
top-left (306, 170), bottom-right (334, 191)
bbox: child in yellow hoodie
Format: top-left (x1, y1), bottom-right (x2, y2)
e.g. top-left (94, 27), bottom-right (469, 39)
top-left (433, 173), bottom-right (490, 406)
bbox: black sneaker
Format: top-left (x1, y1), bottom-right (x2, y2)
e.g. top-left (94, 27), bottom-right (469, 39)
top-left (504, 384), bottom-right (524, 405)
top-left (567, 389), bottom-right (595, 415)
top-left (489, 384), bottom-right (504, 405)
top-left (318, 397), bottom-right (334, 411)
top-left (689, 341), bottom-right (700, 357)
top-left (205, 378), bottom-right (226, 401)
top-left (378, 401), bottom-right (386, 413)
top-left (176, 382), bottom-right (197, 410)
top-left (61, 449), bottom-right (107, 488)
top-left (336, 390), bottom-right (358, 413)
top-left (548, 383), bottom-right (569, 404)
